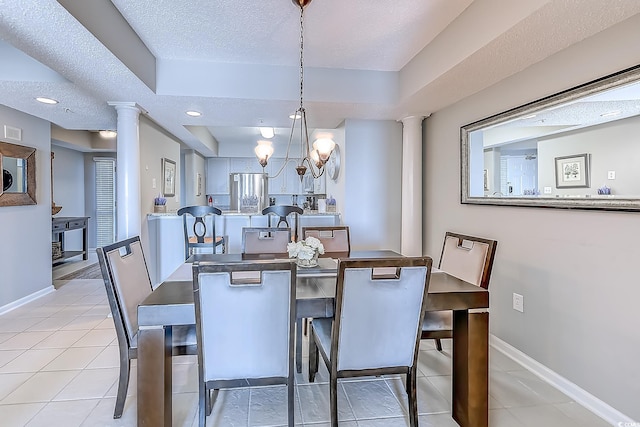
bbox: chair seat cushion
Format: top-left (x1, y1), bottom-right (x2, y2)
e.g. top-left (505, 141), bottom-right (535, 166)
top-left (311, 318), bottom-right (333, 356)
top-left (422, 311), bottom-right (452, 332)
top-left (131, 324), bottom-right (197, 350)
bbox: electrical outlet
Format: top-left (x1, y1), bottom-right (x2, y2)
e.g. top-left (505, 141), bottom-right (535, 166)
top-left (513, 293), bottom-right (524, 312)
top-left (608, 171), bottom-right (616, 180)
top-left (544, 186), bottom-right (552, 194)
top-left (152, 178), bottom-right (156, 189)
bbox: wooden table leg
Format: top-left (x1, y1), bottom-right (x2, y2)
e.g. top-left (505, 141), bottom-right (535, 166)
top-left (296, 318), bottom-right (303, 373)
top-left (452, 310), bottom-right (489, 427)
top-left (138, 326), bottom-right (173, 427)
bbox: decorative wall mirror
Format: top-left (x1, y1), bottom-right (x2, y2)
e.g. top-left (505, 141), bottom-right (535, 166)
top-left (461, 64), bottom-right (640, 211)
top-left (0, 140), bottom-right (36, 206)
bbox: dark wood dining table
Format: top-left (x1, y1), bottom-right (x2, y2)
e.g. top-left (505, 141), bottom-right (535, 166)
top-left (136, 250), bottom-right (489, 427)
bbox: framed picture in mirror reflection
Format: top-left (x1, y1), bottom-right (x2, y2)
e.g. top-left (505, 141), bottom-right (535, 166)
top-left (555, 153), bottom-right (590, 189)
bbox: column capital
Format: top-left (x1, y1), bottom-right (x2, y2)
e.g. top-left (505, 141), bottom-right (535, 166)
top-left (399, 115), bottom-right (429, 126)
top-left (107, 102), bottom-right (144, 113)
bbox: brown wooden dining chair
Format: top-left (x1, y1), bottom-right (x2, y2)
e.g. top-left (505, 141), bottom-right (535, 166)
top-left (96, 236), bottom-right (197, 419)
top-left (242, 227), bottom-right (291, 255)
top-left (262, 205), bottom-right (303, 241)
top-left (177, 205), bottom-right (225, 260)
top-left (422, 232), bottom-right (497, 351)
top-left (309, 257), bottom-right (433, 427)
top-left (192, 261), bottom-right (296, 427)
top-left (301, 225), bottom-right (350, 256)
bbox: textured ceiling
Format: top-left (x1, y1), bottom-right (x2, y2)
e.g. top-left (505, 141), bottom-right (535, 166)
top-left (1, 0), bottom-right (640, 157)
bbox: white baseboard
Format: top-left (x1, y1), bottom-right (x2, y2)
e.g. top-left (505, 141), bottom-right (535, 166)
top-left (0, 285), bottom-right (55, 316)
top-left (490, 334), bottom-right (634, 426)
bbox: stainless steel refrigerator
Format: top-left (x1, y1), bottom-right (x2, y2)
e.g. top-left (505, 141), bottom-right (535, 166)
top-left (229, 173), bottom-right (269, 213)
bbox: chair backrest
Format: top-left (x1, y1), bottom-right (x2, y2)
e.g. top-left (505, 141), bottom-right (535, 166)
top-left (242, 227), bottom-right (291, 255)
top-left (332, 257), bottom-right (432, 372)
top-left (177, 205), bottom-right (223, 259)
top-left (438, 232), bottom-right (497, 289)
top-left (96, 236), bottom-right (153, 347)
top-left (302, 226), bottom-right (350, 254)
top-left (262, 205), bottom-right (303, 241)
top-left (192, 261), bottom-right (296, 381)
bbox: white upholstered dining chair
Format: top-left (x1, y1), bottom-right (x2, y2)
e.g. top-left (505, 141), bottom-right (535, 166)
top-left (192, 260), bottom-right (296, 427)
top-left (301, 225), bottom-right (350, 255)
top-left (422, 232), bottom-right (497, 351)
top-left (308, 257), bottom-right (433, 427)
top-left (96, 236), bottom-right (197, 419)
top-left (242, 227), bottom-right (291, 255)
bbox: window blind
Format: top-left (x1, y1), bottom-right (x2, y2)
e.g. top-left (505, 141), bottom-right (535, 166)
top-left (94, 158), bottom-right (116, 247)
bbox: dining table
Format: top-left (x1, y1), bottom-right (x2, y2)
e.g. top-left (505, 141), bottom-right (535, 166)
top-left (136, 250), bottom-right (489, 427)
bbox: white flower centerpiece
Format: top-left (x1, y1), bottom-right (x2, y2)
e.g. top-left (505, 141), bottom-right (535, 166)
top-left (287, 236), bottom-right (325, 268)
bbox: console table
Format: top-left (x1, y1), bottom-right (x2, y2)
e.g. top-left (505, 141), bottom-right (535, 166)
top-left (52, 216), bottom-right (89, 265)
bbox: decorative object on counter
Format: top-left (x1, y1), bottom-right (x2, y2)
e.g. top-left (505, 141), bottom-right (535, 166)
top-left (253, 0), bottom-right (335, 181)
top-left (287, 236), bottom-right (324, 268)
top-left (317, 198), bottom-right (326, 213)
top-left (154, 194), bottom-right (167, 213)
top-left (162, 157), bottom-right (176, 197)
top-left (597, 185), bottom-right (611, 195)
top-left (326, 195), bottom-right (336, 212)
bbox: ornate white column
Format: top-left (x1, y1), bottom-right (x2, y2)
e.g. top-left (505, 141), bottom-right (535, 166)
top-left (108, 102), bottom-right (142, 240)
top-left (401, 116), bottom-right (424, 256)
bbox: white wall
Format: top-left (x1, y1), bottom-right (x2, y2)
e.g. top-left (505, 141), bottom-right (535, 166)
top-left (343, 119), bottom-right (402, 251)
top-left (0, 106), bottom-right (52, 309)
top-left (52, 145), bottom-right (86, 250)
top-left (181, 149), bottom-right (207, 207)
top-left (424, 14), bottom-right (640, 420)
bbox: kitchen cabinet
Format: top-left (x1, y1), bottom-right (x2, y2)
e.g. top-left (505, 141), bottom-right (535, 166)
top-left (206, 157), bottom-right (230, 194)
top-left (230, 157), bottom-right (263, 174)
top-left (267, 158), bottom-right (301, 194)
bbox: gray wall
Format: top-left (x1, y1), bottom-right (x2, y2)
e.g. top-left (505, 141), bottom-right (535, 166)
top-left (0, 105), bottom-right (52, 309)
top-left (424, 14), bottom-right (640, 419)
top-left (344, 119), bottom-right (402, 252)
top-left (52, 145), bottom-right (86, 250)
top-left (538, 114), bottom-right (640, 196)
top-left (138, 116), bottom-right (182, 253)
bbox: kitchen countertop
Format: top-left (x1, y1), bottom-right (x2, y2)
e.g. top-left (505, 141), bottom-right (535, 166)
top-left (148, 210), bottom-right (339, 217)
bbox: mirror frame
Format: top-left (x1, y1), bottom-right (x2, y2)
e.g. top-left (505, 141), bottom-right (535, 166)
top-left (0, 140), bottom-right (37, 207)
top-left (461, 64), bottom-right (640, 212)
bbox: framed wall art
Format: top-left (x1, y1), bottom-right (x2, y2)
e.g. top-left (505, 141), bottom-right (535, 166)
top-left (555, 153), bottom-right (590, 189)
top-left (162, 158), bottom-right (176, 197)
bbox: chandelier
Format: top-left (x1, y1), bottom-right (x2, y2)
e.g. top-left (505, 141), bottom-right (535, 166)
top-left (254, 0), bottom-right (335, 179)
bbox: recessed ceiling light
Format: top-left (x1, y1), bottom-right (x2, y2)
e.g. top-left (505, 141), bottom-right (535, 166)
top-left (259, 127), bottom-right (274, 139)
top-left (522, 114), bottom-right (537, 120)
top-left (36, 97), bottom-right (58, 105)
top-left (186, 110), bottom-right (202, 117)
top-left (98, 130), bottom-right (117, 138)
top-left (289, 112), bottom-right (302, 120)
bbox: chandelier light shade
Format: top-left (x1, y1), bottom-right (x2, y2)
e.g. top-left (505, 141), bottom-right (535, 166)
top-left (254, 140), bottom-right (274, 168)
top-left (254, 0), bottom-right (335, 179)
top-left (312, 137), bottom-right (335, 162)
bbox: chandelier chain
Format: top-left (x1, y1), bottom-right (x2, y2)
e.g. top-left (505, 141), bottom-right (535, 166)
top-left (299, 4), bottom-right (304, 111)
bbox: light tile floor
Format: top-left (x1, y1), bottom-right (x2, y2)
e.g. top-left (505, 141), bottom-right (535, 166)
top-left (0, 259), bottom-right (611, 427)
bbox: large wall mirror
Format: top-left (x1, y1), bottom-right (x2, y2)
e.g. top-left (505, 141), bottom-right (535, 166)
top-left (0, 140), bottom-right (36, 206)
top-left (461, 64), bottom-right (640, 211)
